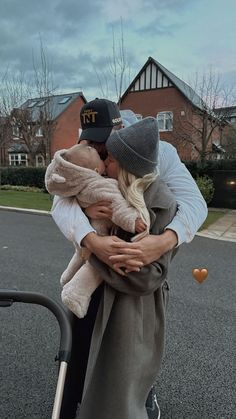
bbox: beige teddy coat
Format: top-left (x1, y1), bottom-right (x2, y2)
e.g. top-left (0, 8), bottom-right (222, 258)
top-left (45, 149), bottom-right (141, 235)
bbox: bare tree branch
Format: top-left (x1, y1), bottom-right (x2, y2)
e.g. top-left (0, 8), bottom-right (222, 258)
top-left (95, 17), bottom-right (130, 105)
top-left (174, 68), bottom-right (236, 161)
top-left (0, 38), bottom-right (57, 167)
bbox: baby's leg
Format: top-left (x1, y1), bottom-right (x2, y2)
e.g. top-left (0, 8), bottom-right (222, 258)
top-left (60, 248), bottom-right (84, 286)
top-left (61, 262), bottom-right (102, 318)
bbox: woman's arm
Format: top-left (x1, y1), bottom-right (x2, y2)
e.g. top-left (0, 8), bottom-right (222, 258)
top-left (89, 250), bottom-right (170, 296)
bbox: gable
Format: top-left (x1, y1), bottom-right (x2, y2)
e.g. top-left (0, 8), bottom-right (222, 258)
top-left (130, 61), bottom-right (173, 92)
top-left (121, 56), bottom-right (204, 111)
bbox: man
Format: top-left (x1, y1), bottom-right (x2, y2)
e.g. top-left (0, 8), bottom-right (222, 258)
top-left (51, 98), bottom-right (207, 419)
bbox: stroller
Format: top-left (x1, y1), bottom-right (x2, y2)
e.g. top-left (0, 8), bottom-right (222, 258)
top-left (0, 289), bottom-right (72, 419)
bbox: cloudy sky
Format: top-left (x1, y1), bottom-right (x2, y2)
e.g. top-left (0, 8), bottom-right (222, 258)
top-left (0, 0), bottom-right (235, 102)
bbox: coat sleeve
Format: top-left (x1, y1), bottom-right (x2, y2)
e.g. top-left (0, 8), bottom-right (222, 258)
top-left (89, 203), bottom-right (176, 296)
top-left (89, 251), bottom-right (170, 296)
top-left (159, 141), bottom-right (207, 245)
top-left (51, 195), bottom-right (95, 245)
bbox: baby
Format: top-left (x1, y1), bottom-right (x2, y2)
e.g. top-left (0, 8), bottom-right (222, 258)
top-left (45, 144), bottom-right (148, 318)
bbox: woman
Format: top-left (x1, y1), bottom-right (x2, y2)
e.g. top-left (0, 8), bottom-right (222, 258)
top-left (78, 117), bottom-right (177, 419)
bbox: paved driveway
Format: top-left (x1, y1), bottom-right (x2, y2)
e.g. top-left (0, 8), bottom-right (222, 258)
top-left (0, 210), bottom-right (235, 419)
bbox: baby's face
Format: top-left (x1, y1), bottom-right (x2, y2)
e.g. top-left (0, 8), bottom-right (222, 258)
top-left (65, 144), bottom-right (105, 174)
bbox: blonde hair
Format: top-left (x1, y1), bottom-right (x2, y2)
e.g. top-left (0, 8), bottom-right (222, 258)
top-left (118, 166), bottom-right (158, 239)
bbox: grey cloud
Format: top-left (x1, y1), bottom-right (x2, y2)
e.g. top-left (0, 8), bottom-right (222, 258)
top-left (0, 0), bottom-right (104, 55)
top-left (0, 0), bottom-right (105, 84)
top-left (136, 20), bottom-right (182, 37)
top-left (221, 70), bottom-right (236, 89)
top-left (144, 0), bottom-right (192, 11)
top-left (55, 0), bottom-right (103, 25)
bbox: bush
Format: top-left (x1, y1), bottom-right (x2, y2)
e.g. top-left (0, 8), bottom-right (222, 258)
top-left (0, 167), bottom-right (47, 190)
top-left (196, 175), bottom-right (215, 204)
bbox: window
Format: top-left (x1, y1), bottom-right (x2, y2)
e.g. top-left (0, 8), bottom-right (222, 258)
top-left (36, 154), bottom-right (45, 167)
top-left (28, 100), bottom-right (39, 108)
top-left (9, 153), bottom-right (28, 166)
top-left (36, 127), bottom-right (43, 137)
top-left (12, 126), bottom-right (20, 138)
top-left (37, 100), bottom-right (47, 107)
top-left (58, 96), bottom-right (71, 104)
top-left (157, 111), bottom-right (173, 131)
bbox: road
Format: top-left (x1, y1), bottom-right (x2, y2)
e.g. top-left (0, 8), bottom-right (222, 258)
top-left (0, 210), bottom-right (235, 419)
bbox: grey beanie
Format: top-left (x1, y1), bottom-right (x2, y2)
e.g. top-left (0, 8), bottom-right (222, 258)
top-left (106, 117), bottom-right (159, 177)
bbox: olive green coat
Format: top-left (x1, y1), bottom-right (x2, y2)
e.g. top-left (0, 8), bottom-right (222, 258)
top-left (78, 179), bottom-right (177, 419)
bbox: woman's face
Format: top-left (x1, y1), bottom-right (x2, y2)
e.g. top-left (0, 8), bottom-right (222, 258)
top-left (105, 152), bottom-right (119, 179)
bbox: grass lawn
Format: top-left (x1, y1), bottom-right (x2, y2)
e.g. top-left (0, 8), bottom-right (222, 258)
top-left (0, 190), bottom-right (53, 211)
top-left (0, 190), bottom-right (226, 230)
top-left (199, 210), bottom-right (225, 231)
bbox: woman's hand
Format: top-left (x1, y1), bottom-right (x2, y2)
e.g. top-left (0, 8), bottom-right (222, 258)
top-left (84, 201), bottom-right (113, 220)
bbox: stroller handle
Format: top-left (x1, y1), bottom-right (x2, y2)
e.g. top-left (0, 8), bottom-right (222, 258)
top-left (0, 289), bottom-right (72, 363)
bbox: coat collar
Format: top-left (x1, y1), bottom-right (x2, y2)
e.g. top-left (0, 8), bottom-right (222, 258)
top-left (144, 178), bottom-right (175, 229)
top-left (144, 177), bottom-right (174, 210)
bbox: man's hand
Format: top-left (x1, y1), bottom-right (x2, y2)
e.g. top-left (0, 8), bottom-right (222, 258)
top-left (109, 229), bottom-right (178, 272)
top-left (84, 201), bottom-right (113, 220)
top-left (82, 232), bottom-right (143, 275)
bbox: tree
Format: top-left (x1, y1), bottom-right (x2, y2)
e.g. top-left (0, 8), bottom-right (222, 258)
top-left (172, 68), bottom-right (236, 161)
top-left (0, 39), bottom-right (56, 167)
top-left (95, 18), bottom-right (130, 105)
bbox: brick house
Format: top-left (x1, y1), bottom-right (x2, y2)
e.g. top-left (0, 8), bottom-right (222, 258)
top-left (120, 57), bottom-right (226, 161)
top-left (3, 92), bottom-right (86, 167)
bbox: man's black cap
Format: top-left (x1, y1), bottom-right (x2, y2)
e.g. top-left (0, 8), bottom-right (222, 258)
top-left (80, 98), bottom-right (122, 143)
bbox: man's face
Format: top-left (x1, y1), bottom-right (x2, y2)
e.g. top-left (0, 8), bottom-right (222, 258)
top-left (79, 140), bottom-right (107, 160)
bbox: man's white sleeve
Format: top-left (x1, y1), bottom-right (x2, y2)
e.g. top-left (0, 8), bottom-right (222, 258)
top-left (51, 196), bottom-right (95, 246)
top-left (159, 142), bottom-right (208, 245)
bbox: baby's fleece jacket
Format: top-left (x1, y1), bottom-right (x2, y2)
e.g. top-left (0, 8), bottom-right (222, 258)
top-left (45, 149), bottom-right (140, 234)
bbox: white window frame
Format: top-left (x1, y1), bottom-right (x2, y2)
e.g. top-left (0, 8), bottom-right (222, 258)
top-left (9, 153), bottom-right (28, 166)
top-left (12, 126), bottom-right (20, 138)
top-left (36, 127), bottom-right (43, 137)
top-left (59, 96), bottom-right (72, 104)
top-left (157, 111), bottom-right (173, 132)
top-left (36, 154), bottom-right (45, 167)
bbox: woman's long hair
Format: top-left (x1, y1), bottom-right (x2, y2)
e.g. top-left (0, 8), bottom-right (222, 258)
top-left (118, 166), bottom-right (158, 239)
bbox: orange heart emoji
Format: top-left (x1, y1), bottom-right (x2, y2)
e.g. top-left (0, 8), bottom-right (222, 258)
top-left (192, 268), bottom-right (208, 283)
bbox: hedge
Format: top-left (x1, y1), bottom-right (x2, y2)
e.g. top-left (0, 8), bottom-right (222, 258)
top-left (0, 167), bottom-right (47, 190)
top-left (0, 159), bottom-right (235, 191)
top-left (183, 159), bottom-right (236, 178)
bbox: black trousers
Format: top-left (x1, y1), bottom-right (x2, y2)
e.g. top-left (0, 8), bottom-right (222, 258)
top-left (60, 284), bottom-right (104, 419)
